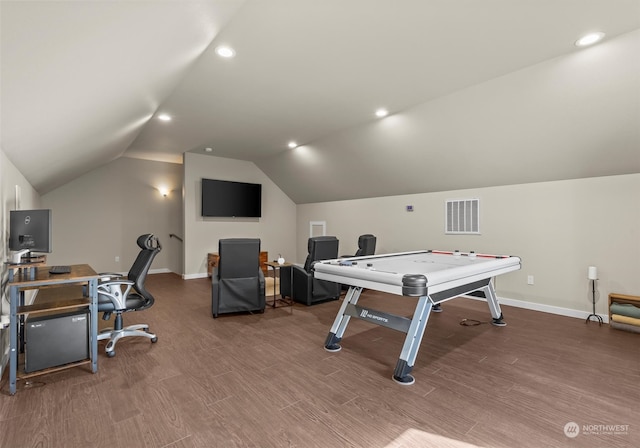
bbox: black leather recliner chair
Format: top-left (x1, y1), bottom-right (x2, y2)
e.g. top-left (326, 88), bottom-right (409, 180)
top-left (343, 234), bottom-right (377, 258)
top-left (212, 238), bottom-right (266, 318)
top-left (340, 234), bottom-right (377, 290)
top-left (280, 236), bottom-right (340, 306)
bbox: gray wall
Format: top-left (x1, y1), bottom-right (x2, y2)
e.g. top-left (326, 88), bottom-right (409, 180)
top-left (41, 157), bottom-right (183, 274)
top-left (296, 174), bottom-right (640, 319)
top-left (183, 152), bottom-right (297, 278)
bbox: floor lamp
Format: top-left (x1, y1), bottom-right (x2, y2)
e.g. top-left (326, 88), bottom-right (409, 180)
top-left (586, 266), bottom-right (603, 325)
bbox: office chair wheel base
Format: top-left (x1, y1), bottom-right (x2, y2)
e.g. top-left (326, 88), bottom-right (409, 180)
top-left (107, 350), bottom-right (116, 358)
top-left (151, 336), bottom-right (158, 343)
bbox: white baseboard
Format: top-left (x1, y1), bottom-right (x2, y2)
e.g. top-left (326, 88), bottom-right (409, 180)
top-left (101, 268), bottom-right (172, 277)
top-left (183, 272), bottom-right (208, 280)
top-left (181, 272), bottom-right (276, 281)
top-left (464, 294), bottom-right (609, 324)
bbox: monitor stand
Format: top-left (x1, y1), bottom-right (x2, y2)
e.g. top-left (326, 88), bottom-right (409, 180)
top-left (10, 249), bottom-right (30, 264)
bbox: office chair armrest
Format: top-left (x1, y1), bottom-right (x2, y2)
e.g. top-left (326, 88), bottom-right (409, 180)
top-left (97, 279), bottom-right (135, 311)
top-left (97, 272), bottom-right (126, 282)
top-left (82, 273), bottom-right (126, 296)
top-left (97, 279), bottom-right (134, 291)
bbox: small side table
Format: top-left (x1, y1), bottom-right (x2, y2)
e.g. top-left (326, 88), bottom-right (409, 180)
top-left (265, 261), bottom-right (294, 310)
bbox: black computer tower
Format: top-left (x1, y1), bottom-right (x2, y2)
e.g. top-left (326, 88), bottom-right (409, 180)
top-left (25, 311), bottom-right (89, 373)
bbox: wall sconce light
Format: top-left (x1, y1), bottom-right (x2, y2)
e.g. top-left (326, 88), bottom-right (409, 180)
top-left (158, 187), bottom-right (169, 197)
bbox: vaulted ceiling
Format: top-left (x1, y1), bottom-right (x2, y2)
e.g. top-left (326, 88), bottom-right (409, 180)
top-left (2, 1), bottom-right (639, 203)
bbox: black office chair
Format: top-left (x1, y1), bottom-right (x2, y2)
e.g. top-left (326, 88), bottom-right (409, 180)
top-left (280, 236), bottom-right (341, 306)
top-left (212, 238), bottom-right (266, 318)
top-left (96, 234), bottom-right (160, 357)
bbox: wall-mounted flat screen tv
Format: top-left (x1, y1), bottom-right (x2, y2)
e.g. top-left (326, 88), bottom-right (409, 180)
top-left (201, 178), bottom-right (262, 218)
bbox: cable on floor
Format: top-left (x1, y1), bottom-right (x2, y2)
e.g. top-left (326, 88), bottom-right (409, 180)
top-left (459, 318), bottom-right (488, 326)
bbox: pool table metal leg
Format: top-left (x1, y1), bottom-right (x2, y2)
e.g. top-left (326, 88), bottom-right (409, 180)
top-left (324, 286), bottom-right (363, 351)
top-left (393, 296), bottom-right (432, 385)
top-left (482, 281), bottom-right (506, 326)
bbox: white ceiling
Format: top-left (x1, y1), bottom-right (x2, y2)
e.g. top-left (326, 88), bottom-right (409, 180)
top-left (2, 0), bottom-right (639, 203)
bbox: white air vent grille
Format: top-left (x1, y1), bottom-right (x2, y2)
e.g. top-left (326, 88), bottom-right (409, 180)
top-left (445, 199), bottom-right (480, 234)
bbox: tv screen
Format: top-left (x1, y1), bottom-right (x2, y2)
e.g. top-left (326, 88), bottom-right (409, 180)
top-left (201, 179), bottom-right (262, 218)
top-left (9, 209), bottom-right (53, 253)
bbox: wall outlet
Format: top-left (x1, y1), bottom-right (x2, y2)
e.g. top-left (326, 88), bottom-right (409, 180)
top-left (115, 256), bottom-right (120, 262)
top-left (527, 275), bottom-right (534, 285)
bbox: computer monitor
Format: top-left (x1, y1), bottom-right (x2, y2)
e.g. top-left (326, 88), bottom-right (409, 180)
top-left (9, 209), bottom-right (53, 254)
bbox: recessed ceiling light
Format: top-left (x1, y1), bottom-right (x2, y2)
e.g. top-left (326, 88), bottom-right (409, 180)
top-left (215, 45), bottom-right (236, 58)
top-left (288, 141), bottom-right (298, 149)
top-left (205, 147), bottom-right (213, 153)
top-left (158, 114), bottom-right (171, 121)
top-left (375, 108), bottom-right (389, 118)
top-left (575, 32), bottom-right (605, 47)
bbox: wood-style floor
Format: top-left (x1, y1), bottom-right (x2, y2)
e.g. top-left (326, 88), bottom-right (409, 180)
top-left (1, 273), bottom-right (638, 448)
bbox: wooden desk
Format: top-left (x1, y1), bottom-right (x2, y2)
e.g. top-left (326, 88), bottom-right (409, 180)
top-left (7, 264), bottom-right (99, 395)
top-left (208, 251), bottom-right (268, 277)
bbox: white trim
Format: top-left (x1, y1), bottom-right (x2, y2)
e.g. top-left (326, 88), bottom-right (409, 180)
top-left (464, 294), bottom-right (610, 323)
top-left (183, 272), bottom-right (208, 280)
top-left (310, 220), bottom-right (326, 237)
top-left (15, 185), bottom-right (21, 209)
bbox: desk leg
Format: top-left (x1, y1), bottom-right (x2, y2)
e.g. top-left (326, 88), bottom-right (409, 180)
top-left (89, 278), bottom-right (98, 373)
top-left (324, 286), bottom-right (362, 351)
top-left (9, 286), bottom-right (18, 395)
top-left (393, 296), bottom-right (432, 386)
top-left (18, 291), bottom-right (25, 354)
